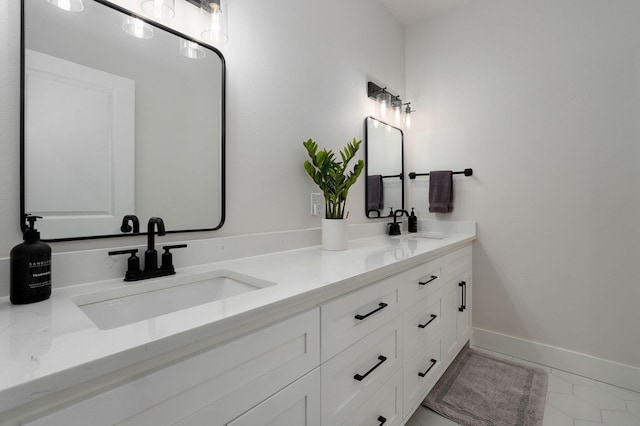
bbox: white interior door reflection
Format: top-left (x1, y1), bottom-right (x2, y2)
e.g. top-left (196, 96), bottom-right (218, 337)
top-left (25, 49), bottom-right (135, 237)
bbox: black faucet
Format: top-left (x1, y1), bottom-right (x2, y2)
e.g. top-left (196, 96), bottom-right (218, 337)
top-left (388, 209), bottom-right (409, 236)
top-left (145, 217), bottom-right (165, 272)
top-left (108, 217), bottom-right (187, 281)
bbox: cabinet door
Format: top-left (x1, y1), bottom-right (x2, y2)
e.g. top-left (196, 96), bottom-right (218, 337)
top-left (343, 369), bottom-right (403, 426)
top-left (321, 315), bottom-right (403, 426)
top-left (228, 369), bottom-right (320, 426)
top-left (403, 340), bottom-right (442, 418)
top-left (441, 279), bottom-right (459, 362)
top-left (25, 309), bottom-right (319, 426)
top-left (456, 271), bottom-right (472, 344)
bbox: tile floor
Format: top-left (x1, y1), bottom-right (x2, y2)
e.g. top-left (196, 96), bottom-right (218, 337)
top-left (406, 347), bottom-right (640, 426)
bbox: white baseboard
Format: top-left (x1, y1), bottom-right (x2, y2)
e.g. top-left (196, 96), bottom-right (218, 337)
top-left (472, 327), bottom-right (640, 393)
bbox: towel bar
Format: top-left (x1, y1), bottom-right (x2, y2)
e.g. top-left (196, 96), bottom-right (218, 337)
top-left (408, 168), bottom-right (473, 180)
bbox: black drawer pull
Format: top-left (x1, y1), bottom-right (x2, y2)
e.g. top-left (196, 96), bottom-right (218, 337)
top-left (419, 275), bottom-right (438, 286)
top-left (459, 281), bottom-right (467, 312)
top-left (418, 358), bottom-right (438, 377)
top-left (354, 355), bottom-right (387, 381)
top-left (378, 415), bottom-right (387, 425)
top-left (355, 303), bottom-right (388, 320)
top-left (418, 314), bottom-right (438, 329)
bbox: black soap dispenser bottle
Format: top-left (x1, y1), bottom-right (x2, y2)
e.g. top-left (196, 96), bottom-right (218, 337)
top-left (10, 215), bottom-right (52, 304)
top-left (408, 208), bottom-right (418, 233)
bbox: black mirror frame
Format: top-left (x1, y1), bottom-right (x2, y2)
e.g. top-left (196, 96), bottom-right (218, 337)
top-left (364, 116), bottom-right (405, 219)
top-left (20, 0), bottom-right (226, 242)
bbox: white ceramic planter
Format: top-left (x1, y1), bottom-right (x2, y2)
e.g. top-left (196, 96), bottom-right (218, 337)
top-left (321, 219), bottom-right (348, 251)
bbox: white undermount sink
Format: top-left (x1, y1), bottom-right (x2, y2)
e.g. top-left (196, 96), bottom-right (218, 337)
top-left (72, 270), bottom-right (275, 330)
top-left (410, 232), bottom-right (447, 240)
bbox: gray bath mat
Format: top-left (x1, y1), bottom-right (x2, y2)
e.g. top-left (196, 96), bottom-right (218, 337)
top-left (423, 347), bottom-right (548, 426)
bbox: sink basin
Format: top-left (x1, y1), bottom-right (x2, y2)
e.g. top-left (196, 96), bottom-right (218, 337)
top-left (411, 232), bottom-right (447, 240)
top-left (73, 270), bottom-right (275, 330)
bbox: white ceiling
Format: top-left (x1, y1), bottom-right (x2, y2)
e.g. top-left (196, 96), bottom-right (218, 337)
top-left (379, 0), bottom-right (475, 26)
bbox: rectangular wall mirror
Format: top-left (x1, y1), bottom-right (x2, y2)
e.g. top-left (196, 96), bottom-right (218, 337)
top-left (365, 116), bottom-right (404, 218)
top-left (21, 0), bottom-right (225, 241)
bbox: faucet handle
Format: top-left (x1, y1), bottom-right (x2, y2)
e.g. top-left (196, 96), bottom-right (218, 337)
top-left (161, 244), bottom-right (188, 272)
top-left (108, 249), bottom-right (142, 281)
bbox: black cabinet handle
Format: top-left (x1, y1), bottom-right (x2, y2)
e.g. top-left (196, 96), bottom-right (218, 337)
top-left (355, 303), bottom-right (388, 320)
top-left (418, 358), bottom-right (438, 377)
top-left (378, 415), bottom-right (387, 425)
top-left (419, 275), bottom-right (438, 286)
top-left (459, 281), bottom-right (467, 312)
top-left (354, 355), bottom-right (387, 381)
top-left (418, 314), bottom-right (438, 329)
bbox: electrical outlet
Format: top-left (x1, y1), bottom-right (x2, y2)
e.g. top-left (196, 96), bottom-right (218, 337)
top-left (310, 193), bottom-right (322, 216)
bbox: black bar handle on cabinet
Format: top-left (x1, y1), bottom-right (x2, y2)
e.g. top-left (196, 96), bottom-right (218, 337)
top-left (355, 303), bottom-right (388, 320)
top-left (418, 358), bottom-right (438, 377)
top-left (459, 281), bottom-right (467, 312)
top-left (354, 355), bottom-right (387, 381)
top-left (418, 314), bottom-right (438, 329)
top-left (378, 416), bottom-right (387, 425)
top-left (419, 275), bottom-right (438, 286)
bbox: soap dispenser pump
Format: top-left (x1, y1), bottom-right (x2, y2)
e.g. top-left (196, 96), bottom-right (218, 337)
top-left (10, 215), bottom-right (52, 304)
top-left (408, 208), bottom-right (418, 233)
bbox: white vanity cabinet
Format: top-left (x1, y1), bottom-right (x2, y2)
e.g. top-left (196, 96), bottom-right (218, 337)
top-left (10, 240), bottom-right (473, 426)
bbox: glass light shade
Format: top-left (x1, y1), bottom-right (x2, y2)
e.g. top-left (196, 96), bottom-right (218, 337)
top-left (404, 103), bottom-right (413, 128)
top-left (122, 16), bottom-right (154, 39)
top-left (141, 0), bottom-right (175, 21)
top-left (376, 91), bottom-right (391, 117)
top-left (201, 0), bottom-right (229, 45)
top-left (392, 101), bottom-right (402, 122)
top-left (179, 39), bottom-right (206, 59)
top-left (47, 0), bottom-right (84, 12)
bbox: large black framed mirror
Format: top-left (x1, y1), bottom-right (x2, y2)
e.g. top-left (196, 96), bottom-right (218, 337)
top-left (21, 0), bottom-right (225, 241)
top-left (365, 117), bottom-right (404, 218)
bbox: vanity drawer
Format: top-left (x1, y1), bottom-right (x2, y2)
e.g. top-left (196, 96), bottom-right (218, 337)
top-left (403, 287), bottom-right (444, 359)
top-left (25, 309), bottom-right (320, 426)
top-left (403, 340), bottom-right (443, 418)
top-left (443, 245), bottom-right (472, 281)
top-left (399, 257), bottom-right (445, 304)
top-left (321, 315), bottom-right (402, 426)
top-left (342, 369), bottom-right (403, 426)
top-left (321, 274), bottom-right (401, 361)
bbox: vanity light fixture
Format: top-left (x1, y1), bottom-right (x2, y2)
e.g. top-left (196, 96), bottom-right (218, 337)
top-left (141, 0), bottom-right (175, 21)
top-left (199, 0), bottom-right (229, 45)
top-left (179, 39), bottom-right (206, 59)
top-left (122, 16), bottom-right (154, 39)
top-left (47, 0), bottom-right (84, 12)
top-left (367, 81), bottom-right (415, 127)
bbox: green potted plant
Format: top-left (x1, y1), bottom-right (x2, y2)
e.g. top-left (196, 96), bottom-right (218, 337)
top-left (303, 138), bottom-right (364, 250)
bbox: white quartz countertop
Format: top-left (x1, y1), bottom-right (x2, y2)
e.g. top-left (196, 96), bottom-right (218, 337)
top-left (0, 230), bottom-right (474, 414)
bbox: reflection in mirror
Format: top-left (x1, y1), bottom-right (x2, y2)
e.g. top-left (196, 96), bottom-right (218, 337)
top-left (21, 0), bottom-right (225, 241)
top-left (365, 117), bottom-right (404, 218)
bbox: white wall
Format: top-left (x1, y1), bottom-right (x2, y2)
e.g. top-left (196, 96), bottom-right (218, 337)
top-left (0, 0), bottom-right (405, 255)
top-left (406, 0), bottom-right (640, 368)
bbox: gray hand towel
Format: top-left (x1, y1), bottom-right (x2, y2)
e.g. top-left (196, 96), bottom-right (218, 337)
top-left (367, 174), bottom-right (384, 211)
top-left (429, 170), bottom-right (453, 213)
